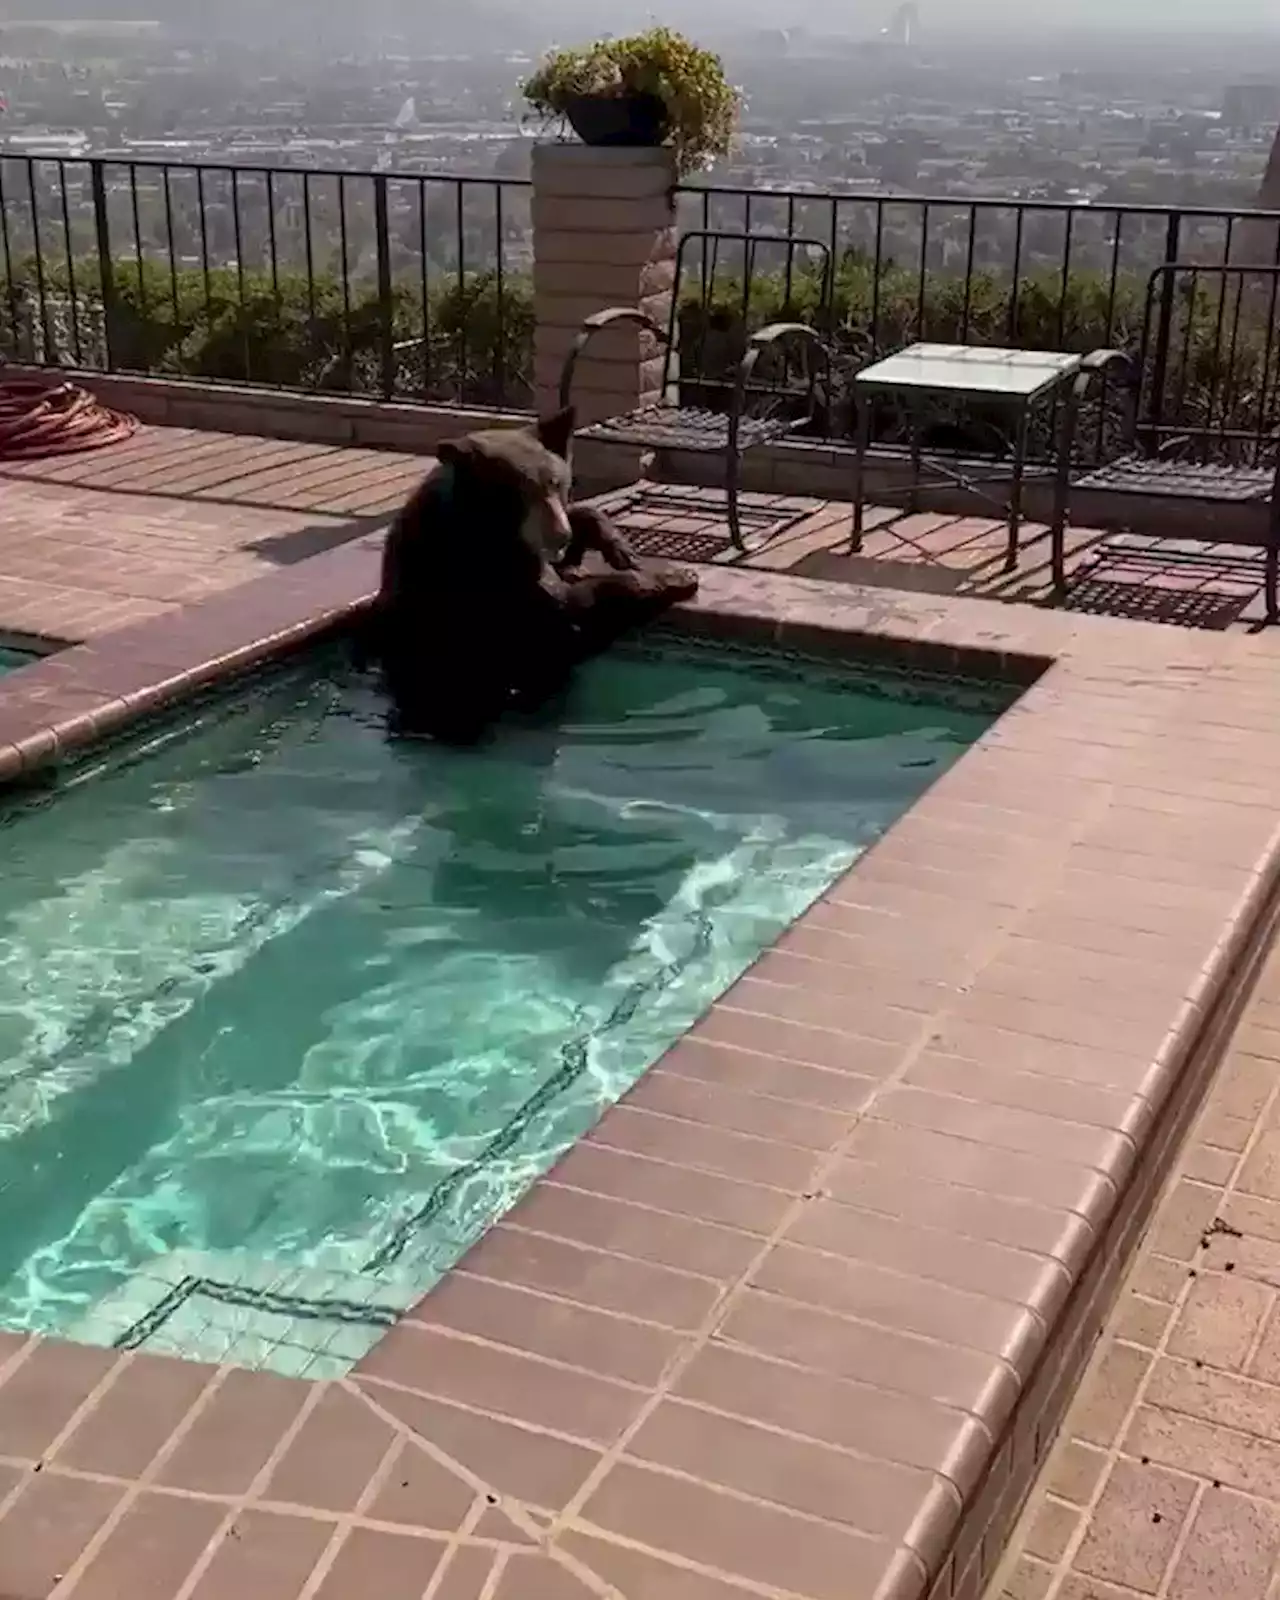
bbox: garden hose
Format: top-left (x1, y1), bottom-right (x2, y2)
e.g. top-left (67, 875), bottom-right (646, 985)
top-left (0, 378), bottom-right (138, 462)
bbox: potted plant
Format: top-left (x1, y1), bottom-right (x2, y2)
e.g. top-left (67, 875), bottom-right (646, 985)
top-left (521, 27), bottom-right (740, 177)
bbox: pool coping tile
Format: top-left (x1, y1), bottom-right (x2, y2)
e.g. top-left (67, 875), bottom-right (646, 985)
top-left (2, 544), bottom-right (1279, 1600)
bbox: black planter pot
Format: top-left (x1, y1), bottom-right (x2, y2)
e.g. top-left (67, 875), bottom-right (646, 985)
top-left (564, 91), bottom-right (669, 149)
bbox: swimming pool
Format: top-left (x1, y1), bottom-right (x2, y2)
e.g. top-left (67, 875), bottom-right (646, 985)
top-left (0, 647), bottom-right (34, 674)
top-left (0, 636), bottom-right (1009, 1374)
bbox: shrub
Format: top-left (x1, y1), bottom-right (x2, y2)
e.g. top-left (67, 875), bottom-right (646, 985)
top-left (0, 257), bottom-right (533, 409)
top-left (3, 249), bottom-right (1272, 454)
top-left (522, 27), bottom-right (740, 178)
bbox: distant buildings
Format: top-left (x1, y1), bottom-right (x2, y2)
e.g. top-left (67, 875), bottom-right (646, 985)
top-left (882, 5), bottom-right (921, 49)
top-left (1223, 82), bottom-right (1280, 136)
top-left (0, 23), bottom-right (1274, 247)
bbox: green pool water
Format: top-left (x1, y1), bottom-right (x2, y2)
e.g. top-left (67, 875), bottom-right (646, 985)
top-left (0, 648), bottom-right (33, 674)
top-left (0, 635), bottom-right (1008, 1370)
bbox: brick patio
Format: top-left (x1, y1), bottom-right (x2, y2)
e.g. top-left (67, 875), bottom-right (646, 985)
top-left (0, 428), bottom-right (426, 641)
top-left (2, 424), bottom-right (1276, 646)
top-left (995, 934), bottom-right (1280, 1600)
top-left (4, 427), bottom-right (1280, 1599)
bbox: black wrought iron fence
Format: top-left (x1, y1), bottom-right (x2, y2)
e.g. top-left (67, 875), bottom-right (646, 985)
top-left (4, 151), bottom-right (1279, 464)
top-left (0, 153), bottom-right (533, 408)
top-left (676, 183), bottom-right (1280, 463)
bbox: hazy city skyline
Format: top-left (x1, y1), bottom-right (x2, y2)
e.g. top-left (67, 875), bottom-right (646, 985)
top-left (4, 0), bottom-right (1278, 33)
top-left (883, 0), bottom-right (1271, 22)
top-left (674, 0), bottom-right (1276, 32)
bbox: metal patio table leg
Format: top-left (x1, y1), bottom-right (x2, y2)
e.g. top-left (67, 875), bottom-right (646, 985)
top-left (1050, 376), bottom-right (1084, 598)
top-left (908, 402), bottom-right (923, 514)
top-left (1006, 402), bottom-right (1030, 572)
top-left (1048, 350), bottom-right (1132, 602)
top-left (849, 389), bottom-right (872, 554)
top-left (844, 345), bottom-right (1089, 573)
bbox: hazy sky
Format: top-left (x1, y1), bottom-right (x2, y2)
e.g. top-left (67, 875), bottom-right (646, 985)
top-left (11, 0), bottom-right (1275, 38)
top-left (943, 0), bottom-right (1271, 19)
top-left (669, 0), bottom-right (1280, 34)
top-left (705, 0), bottom-right (1276, 27)
top-left (838, 0), bottom-right (1276, 26)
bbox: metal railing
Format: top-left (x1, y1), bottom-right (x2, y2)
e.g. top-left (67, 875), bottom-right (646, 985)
top-left (3, 151), bottom-right (1280, 461)
top-left (0, 153), bottom-right (533, 408)
top-left (677, 184), bottom-right (1280, 462)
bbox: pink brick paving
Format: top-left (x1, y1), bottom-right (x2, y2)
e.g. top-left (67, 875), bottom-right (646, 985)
top-left (0, 427), bottom-right (428, 642)
top-left (3, 423), bottom-right (1275, 647)
top-left (994, 932), bottom-right (1280, 1600)
top-left (2, 426), bottom-right (1280, 1598)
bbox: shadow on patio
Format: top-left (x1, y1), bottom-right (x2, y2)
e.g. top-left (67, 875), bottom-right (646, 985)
top-left (596, 481), bottom-right (1272, 632)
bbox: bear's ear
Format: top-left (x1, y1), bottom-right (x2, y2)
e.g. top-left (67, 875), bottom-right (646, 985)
top-left (436, 436), bottom-right (475, 466)
top-left (536, 406), bottom-right (576, 460)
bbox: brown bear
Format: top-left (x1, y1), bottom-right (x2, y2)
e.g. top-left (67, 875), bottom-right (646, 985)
top-left (366, 409), bottom-right (697, 743)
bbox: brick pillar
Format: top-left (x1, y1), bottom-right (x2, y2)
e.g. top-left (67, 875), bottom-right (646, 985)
top-left (531, 143), bottom-right (677, 433)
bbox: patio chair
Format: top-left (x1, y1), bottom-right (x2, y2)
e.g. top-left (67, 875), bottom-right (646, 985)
top-left (556, 230), bottom-right (835, 552)
top-left (1054, 262), bottom-right (1280, 619)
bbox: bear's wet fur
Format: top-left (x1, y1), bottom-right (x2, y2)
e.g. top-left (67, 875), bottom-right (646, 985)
top-left (555, 504), bottom-right (698, 658)
top-left (366, 409), bottom-right (697, 744)
top-left (558, 498), bottom-right (639, 576)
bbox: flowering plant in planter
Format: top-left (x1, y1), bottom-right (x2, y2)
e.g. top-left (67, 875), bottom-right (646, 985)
top-left (521, 27), bottom-right (739, 177)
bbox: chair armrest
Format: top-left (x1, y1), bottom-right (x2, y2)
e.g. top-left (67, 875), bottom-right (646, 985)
top-left (1065, 347), bottom-right (1140, 456)
top-left (1079, 347), bottom-right (1133, 377)
top-left (580, 308), bottom-right (668, 338)
top-left (1070, 348), bottom-right (1135, 405)
top-left (558, 309), bottom-right (670, 411)
top-left (747, 322), bottom-right (830, 352)
top-left (733, 324), bottom-right (833, 436)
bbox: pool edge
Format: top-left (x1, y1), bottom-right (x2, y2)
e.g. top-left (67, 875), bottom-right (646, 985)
top-left (0, 546), bottom-right (1276, 1600)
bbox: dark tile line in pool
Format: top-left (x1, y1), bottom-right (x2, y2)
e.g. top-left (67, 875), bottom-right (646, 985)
top-left (66, 1245), bottom-right (424, 1378)
top-left (111, 1276), bottom-right (400, 1353)
top-left (365, 925), bottom-right (715, 1278)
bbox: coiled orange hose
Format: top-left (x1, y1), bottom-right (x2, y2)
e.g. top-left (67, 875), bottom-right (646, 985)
top-left (0, 379), bottom-right (138, 461)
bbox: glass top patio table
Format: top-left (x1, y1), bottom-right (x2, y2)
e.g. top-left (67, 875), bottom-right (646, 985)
top-left (847, 342), bottom-right (1088, 573)
top-left (853, 343), bottom-right (1083, 402)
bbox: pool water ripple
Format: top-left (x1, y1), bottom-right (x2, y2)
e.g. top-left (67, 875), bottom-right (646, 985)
top-left (0, 637), bottom-right (1006, 1347)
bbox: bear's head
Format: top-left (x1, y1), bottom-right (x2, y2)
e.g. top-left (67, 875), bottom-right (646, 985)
top-left (436, 408), bottom-right (576, 565)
